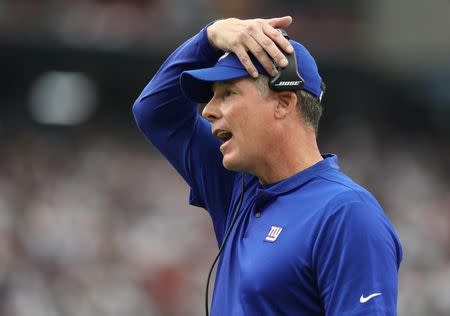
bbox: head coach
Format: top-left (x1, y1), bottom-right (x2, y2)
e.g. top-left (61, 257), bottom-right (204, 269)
top-left (132, 16), bottom-right (402, 316)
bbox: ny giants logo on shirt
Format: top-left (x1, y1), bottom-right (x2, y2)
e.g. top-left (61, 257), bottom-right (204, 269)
top-left (265, 226), bottom-right (283, 242)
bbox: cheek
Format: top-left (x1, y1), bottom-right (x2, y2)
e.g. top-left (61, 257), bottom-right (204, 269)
top-left (227, 96), bottom-right (271, 146)
top-left (238, 115), bottom-right (270, 155)
top-left (244, 108), bottom-right (270, 137)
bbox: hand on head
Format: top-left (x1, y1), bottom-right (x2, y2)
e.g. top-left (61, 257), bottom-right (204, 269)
top-left (207, 17), bottom-right (294, 78)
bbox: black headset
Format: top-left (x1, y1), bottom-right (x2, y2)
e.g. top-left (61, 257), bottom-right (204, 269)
top-left (268, 28), bottom-right (305, 92)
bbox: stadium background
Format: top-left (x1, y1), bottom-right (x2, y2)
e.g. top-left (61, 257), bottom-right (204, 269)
top-left (0, 0), bottom-right (449, 315)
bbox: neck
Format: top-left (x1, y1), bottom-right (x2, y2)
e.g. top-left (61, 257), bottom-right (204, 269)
top-left (255, 125), bottom-right (323, 186)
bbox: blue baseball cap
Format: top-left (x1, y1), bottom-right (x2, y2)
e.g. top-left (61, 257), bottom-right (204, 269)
top-left (180, 40), bottom-right (324, 103)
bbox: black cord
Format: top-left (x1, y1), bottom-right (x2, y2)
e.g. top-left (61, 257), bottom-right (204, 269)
top-left (205, 173), bottom-right (246, 316)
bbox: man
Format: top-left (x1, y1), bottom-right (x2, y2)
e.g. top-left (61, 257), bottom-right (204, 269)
top-left (133, 16), bottom-right (402, 316)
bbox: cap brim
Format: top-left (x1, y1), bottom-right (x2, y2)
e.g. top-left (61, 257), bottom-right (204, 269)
top-left (180, 66), bottom-right (250, 103)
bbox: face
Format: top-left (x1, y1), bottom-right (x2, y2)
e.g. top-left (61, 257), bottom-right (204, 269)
top-left (202, 78), bottom-right (276, 172)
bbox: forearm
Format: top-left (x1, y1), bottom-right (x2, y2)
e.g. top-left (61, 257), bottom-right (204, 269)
top-left (132, 25), bottom-right (222, 146)
top-left (132, 24), bottom-right (231, 196)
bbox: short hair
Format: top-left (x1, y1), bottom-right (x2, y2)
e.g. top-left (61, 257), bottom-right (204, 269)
top-left (254, 76), bottom-right (323, 134)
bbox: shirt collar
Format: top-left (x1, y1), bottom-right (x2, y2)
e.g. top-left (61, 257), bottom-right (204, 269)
top-left (255, 154), bottom-right (339, 200)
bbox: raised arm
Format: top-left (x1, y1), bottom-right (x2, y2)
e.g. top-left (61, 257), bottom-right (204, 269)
top-left (132, 17), bottom-right (294, 236)
top-left (133, 26), bottom-right (228, 210)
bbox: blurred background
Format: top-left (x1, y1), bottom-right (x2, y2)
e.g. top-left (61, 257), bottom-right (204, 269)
top-left (0, 0), bottom-right (449, 315)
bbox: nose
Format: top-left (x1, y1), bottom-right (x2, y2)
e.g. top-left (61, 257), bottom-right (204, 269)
top-left (201, 97), bottom-right (221, 122)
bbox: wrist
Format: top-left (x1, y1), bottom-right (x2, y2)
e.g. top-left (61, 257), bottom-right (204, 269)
top-left (206, 19), bottom-right (223, 51)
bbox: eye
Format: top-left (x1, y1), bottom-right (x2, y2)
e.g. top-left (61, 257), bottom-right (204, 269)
top-left (223, 89), bottom-right (236, 99)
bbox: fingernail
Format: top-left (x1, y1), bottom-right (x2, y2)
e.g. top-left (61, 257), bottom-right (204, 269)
top-left (279, 57), bottom-right (288, 67)
top-left (251, 71), bottom-right (259, 78)
top-left (271, 69), bottom-right (278, 77)
top-left (286, 45), bottom-right (294, 54)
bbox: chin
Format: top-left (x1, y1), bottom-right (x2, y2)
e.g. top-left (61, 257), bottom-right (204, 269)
top-left (222, 155), bottom-right (244, 172)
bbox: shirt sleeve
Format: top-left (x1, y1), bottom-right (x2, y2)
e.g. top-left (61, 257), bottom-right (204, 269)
top-left (312, 200), bottom-right (403, 316)
top-left (132, 26), bottom-right (237, 239)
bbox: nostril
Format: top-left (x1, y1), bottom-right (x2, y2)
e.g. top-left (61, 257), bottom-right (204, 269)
top-left (202, 103), bottom-right (220, 122)
top-left (202, 107), bottom-right (214, 122)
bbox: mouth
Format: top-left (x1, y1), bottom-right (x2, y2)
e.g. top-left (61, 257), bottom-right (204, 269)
top-left (214, 130), bottom-right (233, 144)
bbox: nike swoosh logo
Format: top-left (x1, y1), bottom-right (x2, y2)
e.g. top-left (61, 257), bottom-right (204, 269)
top-left (360, 293), bottom-right (382, 303)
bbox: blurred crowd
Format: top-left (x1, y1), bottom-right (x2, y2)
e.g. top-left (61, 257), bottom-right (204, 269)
top-left (0, 128), bottom-right (218, 316)
top-left (0, 0), bottom-right (361, 53)
top-left (0, 119), bottom-right (449, 316)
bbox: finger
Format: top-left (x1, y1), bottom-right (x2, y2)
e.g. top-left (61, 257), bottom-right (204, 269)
top-left (245, 36), bottom-right (278, 76)
top-left (233, 46), bottom-right (259, 78)
top-left (250, 25), bottom-right (290, 68)
top-left (263, 23), bottom-right (294, 55)
top-left (265, 16), bottom-right (292, 29)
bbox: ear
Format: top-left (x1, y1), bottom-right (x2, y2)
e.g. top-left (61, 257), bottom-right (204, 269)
top-left (274, 91), bottom-right (297, 119)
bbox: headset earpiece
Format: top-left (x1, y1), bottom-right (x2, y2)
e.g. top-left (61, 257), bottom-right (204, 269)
top-left (268, 29), bottom-right (304, 92)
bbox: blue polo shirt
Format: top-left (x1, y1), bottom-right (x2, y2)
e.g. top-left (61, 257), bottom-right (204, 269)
top-left (133, 26), bottom-right (402, 316)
